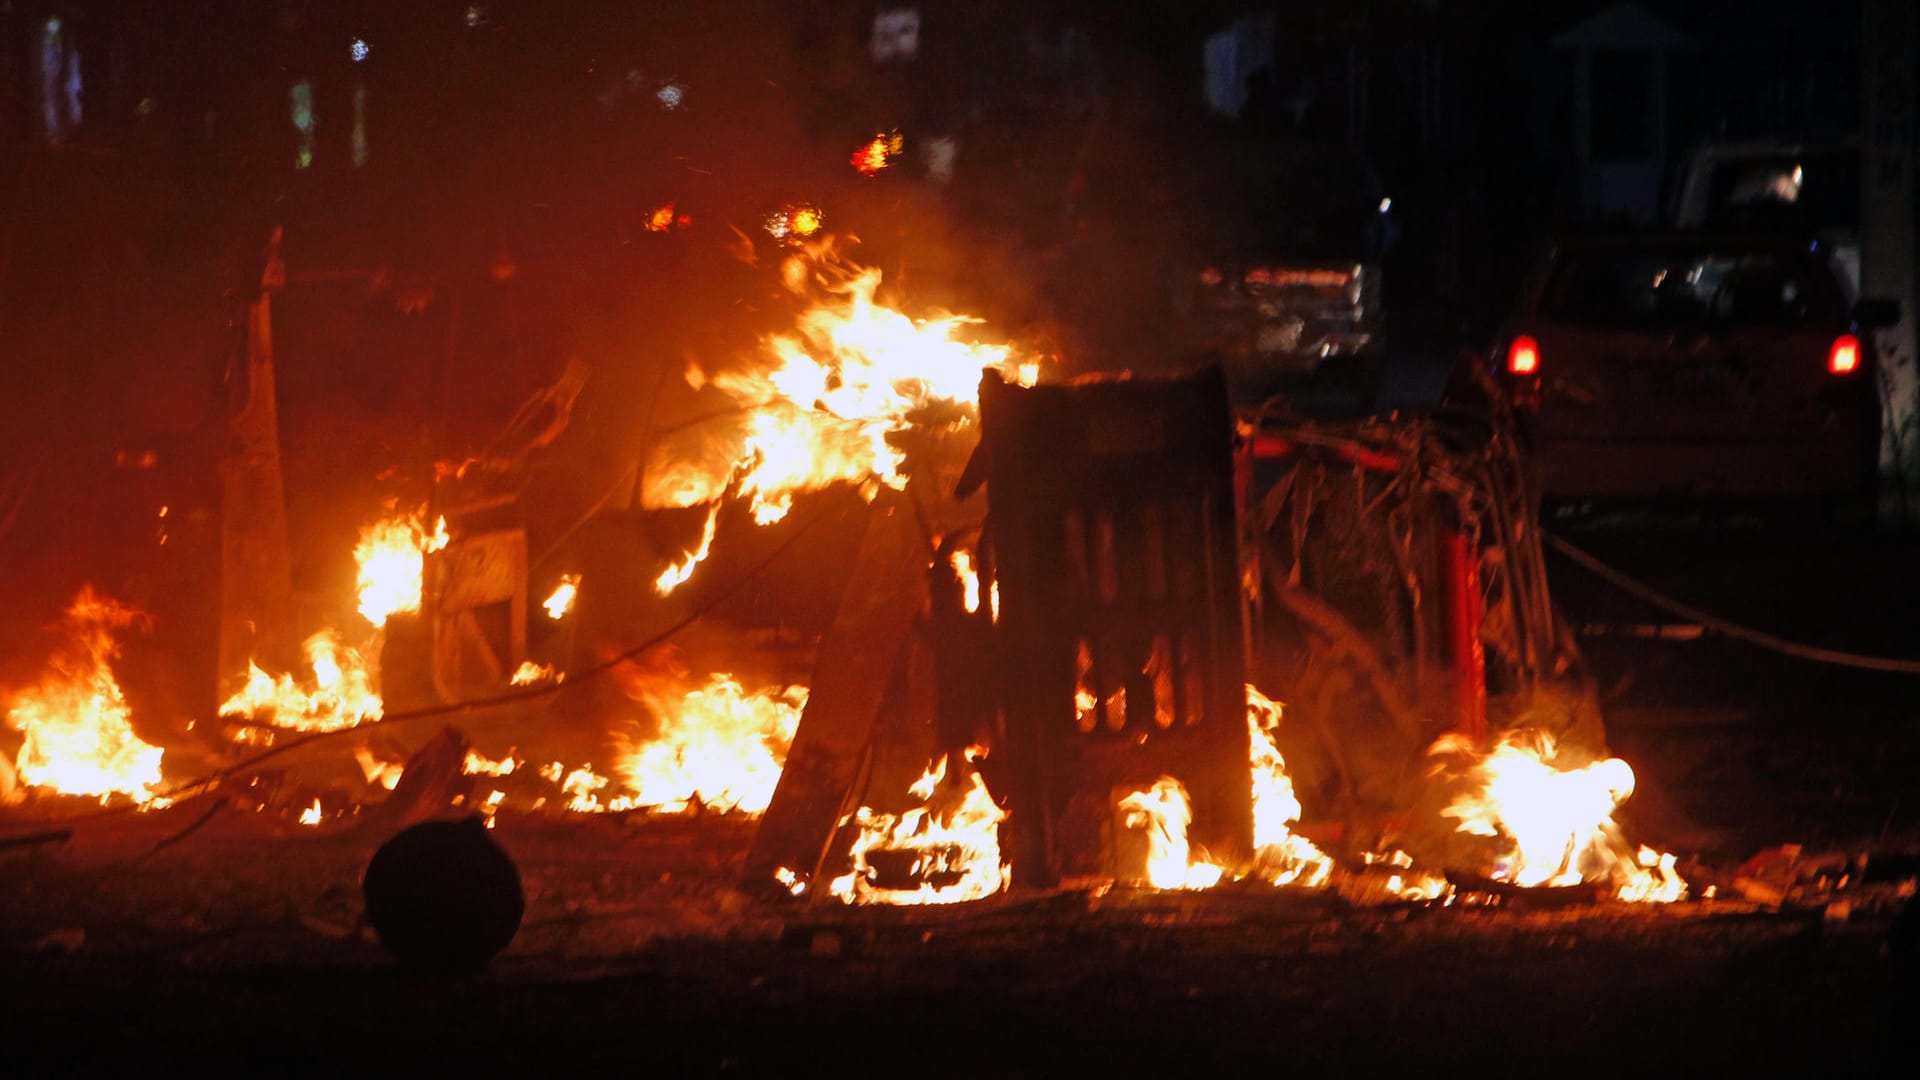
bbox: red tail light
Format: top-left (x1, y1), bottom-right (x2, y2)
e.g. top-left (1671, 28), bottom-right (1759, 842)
top-left (1506, 335), bottom-right (1540, 376)
top-left (1828, 334), bottom-right (1861, 375)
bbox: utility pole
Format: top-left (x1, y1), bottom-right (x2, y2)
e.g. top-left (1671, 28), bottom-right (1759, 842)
top-left (216, 227), bottom-right (296, 687)
top-left (1863, 0), bottom-right (1918, 521)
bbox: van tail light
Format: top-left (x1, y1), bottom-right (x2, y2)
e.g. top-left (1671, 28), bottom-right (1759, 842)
top-left (1828, 334), bottom-right (1861, 375)
top-left (1506, 335), bottom-right (1540, 376)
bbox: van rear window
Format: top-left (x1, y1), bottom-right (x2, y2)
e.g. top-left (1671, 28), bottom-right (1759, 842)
top-left (1542, 250), bottom-right (1834, 330)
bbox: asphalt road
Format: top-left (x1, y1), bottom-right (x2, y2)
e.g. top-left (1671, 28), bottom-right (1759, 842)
top-left (1541, 508), bottom-right (1920, 861)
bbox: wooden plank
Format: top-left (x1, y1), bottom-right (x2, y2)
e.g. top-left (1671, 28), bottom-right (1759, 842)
top-left (742, 492), bottom-right (929, 893)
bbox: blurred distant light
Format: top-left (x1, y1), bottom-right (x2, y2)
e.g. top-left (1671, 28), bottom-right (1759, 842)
top-left (1378, 196), bottom-right (1391, 213)
top-left (870, 9), bottom-right (920, 64)
top-left (645, 203), bottom-right (677, 232)
top-left (465, 5), bottom-right (486, 29)
top-left (37, 15), bottom-right (83, 142)
top-left (657, 83), bottom-right (684, 110)
top-left (1828, 334), bottom-right (1861, 376)
top-left (350, 38), bottom-right (370, 63)
top-left (136, 97), bottom-right (158, 118)
top-left (923, 135), bottom-right (957, 184)
top-left (291, 81), bottom-right (315, 134)
top-left (291, 80), bottom-right (316, 168)
top-left (852, 131), bottom-right (903, 176)
top-left (765, 204), bottom-right (824, 241)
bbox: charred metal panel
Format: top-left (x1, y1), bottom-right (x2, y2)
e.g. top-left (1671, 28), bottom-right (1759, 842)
top-left (979, 366), bottom-right (1253, 887)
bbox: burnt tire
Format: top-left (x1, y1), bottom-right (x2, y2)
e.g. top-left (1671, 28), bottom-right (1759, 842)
top-left (362, 814), bottom-right (524, 975)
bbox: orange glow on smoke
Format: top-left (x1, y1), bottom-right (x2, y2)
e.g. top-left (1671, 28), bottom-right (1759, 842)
top-left (4, 588), bottom-right (164, 804)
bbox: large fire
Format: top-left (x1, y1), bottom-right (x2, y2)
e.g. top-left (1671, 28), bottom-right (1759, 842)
top-left (3, 587), bottom-right (164, 804)
top-left (219, 630), bottom-right (382, 734)
top-left (354, 509), bottom-right (447, 627)
top-left (830, 747), bottom-right (1009, 905)
top-left (1429, 731), bottom-right (1685, 903)
top-left (616, 673), bottom-right (806, 814)
top-left (640, 243), bottom-right (1036, 593)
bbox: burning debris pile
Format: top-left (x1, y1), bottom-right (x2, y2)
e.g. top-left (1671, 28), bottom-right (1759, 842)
top-left (1, 230), bottom-right (1704, 946)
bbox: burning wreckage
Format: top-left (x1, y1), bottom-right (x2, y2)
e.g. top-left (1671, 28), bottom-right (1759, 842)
top-left (7, 231), bottom-right (1830, 985)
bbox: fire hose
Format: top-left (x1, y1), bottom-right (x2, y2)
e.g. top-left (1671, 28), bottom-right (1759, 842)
top-left (1544, 531), bottom-right (1920, 675)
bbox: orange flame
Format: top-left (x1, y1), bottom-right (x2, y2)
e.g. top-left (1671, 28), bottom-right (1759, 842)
top-left (354, 510), bottom-right (447, 627)
top-left (950, 550), bottom-right (980, 613)
top-left (615, 673), bottom-right (806, 813)
top-left (655, 505), bottom-right (719, 596)
top-left (509, 661), bottom-right (557, 686)
top-left (4, 588), bottom-right (164, 804)
top-left (219, 631), bottom-right (382, 734)
top-left (1430, 731), bottom-right (1685, 903)
top-left (638, 244), bottom-right (1035, 592)
top-left (543, 574), bottom-right (580, 620)
top-left (1117, 687), bottom-right (1332, 891)
top-left (1120, 777), bottom-right (1225, 890)
top-left (829, 747), bottom-right (1009, 905)
top-left (1245, 686), bottom-right (1333, 887)
top-left (298, 798), bottom-right (323, 826)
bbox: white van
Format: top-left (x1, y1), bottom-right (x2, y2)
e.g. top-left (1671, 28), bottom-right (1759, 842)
top-left (1667, 137), bottom-right (1861, 298)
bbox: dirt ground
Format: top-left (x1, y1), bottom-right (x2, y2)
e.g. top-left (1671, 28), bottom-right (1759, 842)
top-left (6, 513), bottom-right (1920, 1074)
top-left (2, 789), bottom-right (1912, 1074)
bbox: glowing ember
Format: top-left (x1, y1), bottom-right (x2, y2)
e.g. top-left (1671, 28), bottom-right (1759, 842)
top-left (655, 505), bottom-right (719, 596)
top-left (1430, 731), bottom-right (1685, 903)
top-left (354, 747), bottom-right (404, 790)
top-left (479, 789), bottom-right (505, 827)
top-left (616, 674), bottom-right (806, 813)
top-left (4, 588), bottom-right (164, 804)
top-left (645, 203), bottom-right (677, 232)
top-left (829, 747), bottom-right (1009, 905)
top-left (543, 574), bottom-right (580, 620)
top-left (541, 761), bottom-right (630, 813)
top-left (638, 245), bottom-right (1035, 592)
top-left (773, 866), bottom-right (808, 896)
top-left (298, 798), bottom-right (323, 826)
top-left (950, 550), bottom-right (981, 613)
top-left (354, 510), bottom-right (447, 627)
top-left (1120, 777), bottom-right (1225, 890)
top-left (510, 661), bottom-right (557, 686)
top-left (219, 631), bottom-right (382, 733)
top-left (464, 749), bottom-right (520, 777)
